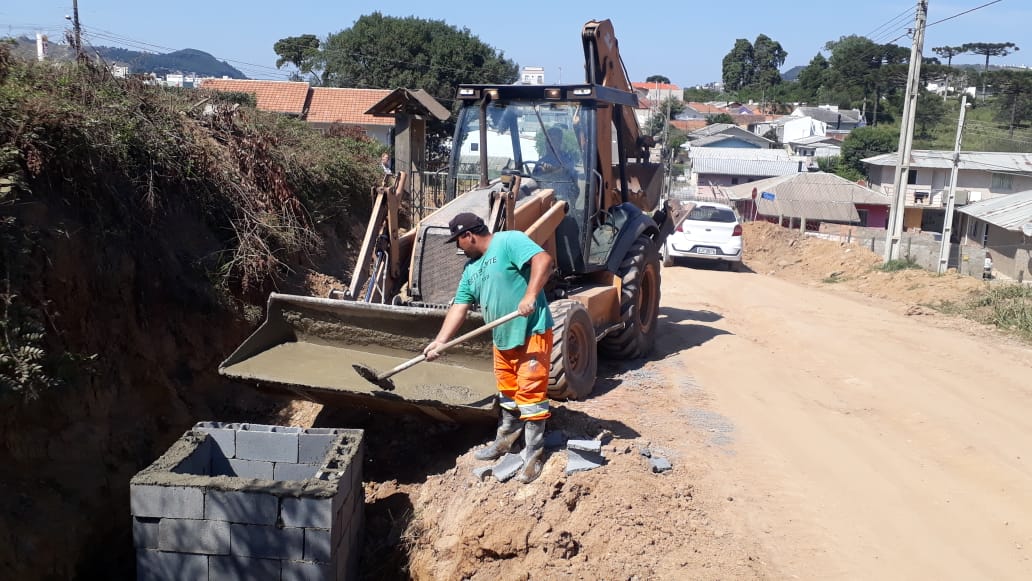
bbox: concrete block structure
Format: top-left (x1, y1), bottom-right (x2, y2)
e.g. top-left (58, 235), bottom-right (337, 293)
top-left (131, 422), bottom-right (364, 580)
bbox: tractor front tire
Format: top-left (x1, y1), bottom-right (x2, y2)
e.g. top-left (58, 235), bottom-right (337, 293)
top-left (548, 299), bottom-right (598, 400)
top-left (599, 235), bottom-right (661, 359)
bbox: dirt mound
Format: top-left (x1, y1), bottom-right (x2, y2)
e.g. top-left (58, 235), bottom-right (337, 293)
top-left (743, 221), bottom-right (985, 308)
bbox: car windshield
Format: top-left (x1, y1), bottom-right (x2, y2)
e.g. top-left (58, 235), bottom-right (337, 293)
top-left (687, 207), bottom-right (737, 223)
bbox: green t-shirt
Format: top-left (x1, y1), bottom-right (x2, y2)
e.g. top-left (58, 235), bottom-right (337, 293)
top-left (454, 231), bottom-right (554, 350)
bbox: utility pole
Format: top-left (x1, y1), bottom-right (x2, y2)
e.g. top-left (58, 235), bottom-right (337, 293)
top-left (72, 0), bottom-right (83, 58)
top-left (937, 95), bottom-right (967, 275)
top-left (883, 0), bottom-right (928, 262)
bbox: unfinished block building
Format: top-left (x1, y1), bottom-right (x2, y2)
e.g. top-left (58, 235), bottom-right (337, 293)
top-left (130, 422), bottom-right (364, 580)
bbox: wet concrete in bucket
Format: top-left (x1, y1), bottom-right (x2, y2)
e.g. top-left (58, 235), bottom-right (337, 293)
top-left (222, 342), bottom-right (497, 406)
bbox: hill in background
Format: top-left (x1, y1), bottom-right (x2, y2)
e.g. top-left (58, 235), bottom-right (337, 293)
top-left (7, 35), bottom-right (246, 79)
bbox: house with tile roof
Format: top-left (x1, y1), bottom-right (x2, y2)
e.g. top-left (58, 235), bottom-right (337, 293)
top-left (631, 82), bottom-right (682, 103)
top-left (199, 79), bottom-right (398, 144)
top-left (200, 79), bottom-right (310, 116)
top-left (305, 87), bottom-right (394, 142)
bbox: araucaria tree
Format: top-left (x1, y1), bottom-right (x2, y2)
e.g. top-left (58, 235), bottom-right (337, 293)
top-left (320, 12), bottom-right (518, 101)
top-left (961, 42), bottom-right (1019, 101)
top-left (721, 35), bottom-right (787, 104)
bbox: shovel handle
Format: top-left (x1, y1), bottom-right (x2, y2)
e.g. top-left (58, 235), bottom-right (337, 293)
top-left (378, 310), bottom-right (523, 380)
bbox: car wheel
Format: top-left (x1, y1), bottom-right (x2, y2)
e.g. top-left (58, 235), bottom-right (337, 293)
top-left (661, 244), bottom-right (673, 267)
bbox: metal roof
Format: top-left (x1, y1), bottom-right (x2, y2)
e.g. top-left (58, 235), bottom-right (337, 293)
top-left (723, 172), bottom-right (891, 222)
top-left (862, 150), bottom-right (1032, 173)
top-left (686, 147), bottom-right (792, 160)
top-left (692, 158), bottom-right (803, 177)
top-left (689, 134), bottom-right (765, 148)
top-left (957, 190), bottom-right (1032, 231)
top-left (689, 123), bottom-right (737, 137)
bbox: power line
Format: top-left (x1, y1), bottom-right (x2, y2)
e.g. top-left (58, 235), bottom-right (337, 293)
top-left (884, 0), bottom-right (1006, 45)
top-left (865, 6), bottom-right (917, 40)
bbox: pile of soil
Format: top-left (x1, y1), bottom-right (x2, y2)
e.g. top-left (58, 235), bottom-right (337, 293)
top-left (743, 221), bottom-right (986, 308)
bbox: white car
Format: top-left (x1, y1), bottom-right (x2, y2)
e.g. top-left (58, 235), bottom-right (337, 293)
top-left (662, 202), bottom-right (744, 271)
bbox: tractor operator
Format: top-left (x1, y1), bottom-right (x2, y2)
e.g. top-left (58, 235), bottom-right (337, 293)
top-left (423, 212), bottom-right (554, 483)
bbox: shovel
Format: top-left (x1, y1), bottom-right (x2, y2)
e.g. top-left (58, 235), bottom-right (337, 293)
top-left (352, 310), bottom-right (523, 391)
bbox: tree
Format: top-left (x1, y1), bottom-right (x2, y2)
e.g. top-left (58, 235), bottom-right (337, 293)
top-left (914, 89), bottom-right (946, 137)
top-left (683, 87), bottom-right (720, 102)
top-left (796, 53), bottom-right (829, 103)
top-left (962, 42), bottom-right (1020, 101)
top-left (931, 45), bottom-right (964, 97)
top-left (722, 39), bottom-right (754, 92)
top-left (646, 74), bottom-right (671, 84)
top-left (839, 125), bottom-right (897, 179)
top-left (273, 34), bottom-right (321, 78)
top-left (991, 70), bottom-right (1032, 133)
top-left (752, 34), bottom-right (788, 91)
top-left (320, 13), bottom-right (518, 101)
top-left (706, 113), bottom-right (735, 125)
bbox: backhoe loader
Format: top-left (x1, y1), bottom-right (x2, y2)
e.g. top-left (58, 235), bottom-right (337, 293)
top-left (219, 20), bottom-right (686, 422)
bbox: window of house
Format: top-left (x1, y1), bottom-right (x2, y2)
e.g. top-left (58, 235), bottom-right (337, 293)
top-left (991, 173), bottom-right (1013, 191)
top-left (982, 223), bottom-right (990, 246)
top-left (907, 169), bottom-right (918, 185)
top-left (470, 142), bottom-right (478, 151)
top-left (731, 177), bottom-right (740, 185)
top-left (857, 209), bottom-right (869, 227)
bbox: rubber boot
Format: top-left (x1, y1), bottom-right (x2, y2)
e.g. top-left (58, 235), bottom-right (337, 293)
top-left (474, 407), bottom-right (523, 461)
top-left (515, 419), bottom-right (546, 483)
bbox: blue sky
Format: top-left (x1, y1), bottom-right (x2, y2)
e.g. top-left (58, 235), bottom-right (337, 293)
top-left (3, 1), bottom-right (1029, 87)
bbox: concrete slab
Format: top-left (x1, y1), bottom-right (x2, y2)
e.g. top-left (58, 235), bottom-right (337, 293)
top-left (492, 453), bottom-right (524, 482)
top-left (472, 465), bottom-right (492, 481)
top-left (567, 439), bottom-right (602, 453)
top-left (566, 448), bottom-right (605, 474)
top-left (649, 457), bottom-right (673, 473)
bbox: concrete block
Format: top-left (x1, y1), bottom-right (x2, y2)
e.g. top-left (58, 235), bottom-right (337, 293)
top-left (130, 485), bottom-right (204, 519)
top-left (281, 496), bottom-right (333, 529)
top-left (171, 437), bottom-right (212, 476)
top-left (158, 518), bottom-right (230, 555)
top-left (135, 549), bottom-right (208, 581)
top-left (210, 453), bottom-right (233, 477)
top-left (132, 517), bottom-right (159, 549)
top-left (204, 490), bottom-right (278, 525)
top-left (230, 523), bottom-right (304, 560)
top-left (299, 429), bottom-right (338, 464)
top-left (567, 439), bottom-right (602, 453)
top-left (566, 448), bottom-right (605, 475)
top-left (194, 422), bottom-right (237, 459)
top-left (236, 425), bottom-right (300, 463)
top-left (227, 459), bottom-right (274, 480)
top-left (282, 559), bottom-right (333, 581)
top-left (274, 462), bottom-right (319, 482)
top-left (208, 555), bottom-right (281, 580)
top-left (491, 453), bottom-right (524, 482)
top-left (649, 457), bottom-right (673, 473)
top-left (305, 527), bottom-right (332, 563)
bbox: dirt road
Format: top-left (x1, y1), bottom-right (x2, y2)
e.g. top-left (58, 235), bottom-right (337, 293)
top-left (661, 264), bottom-right (1032, 580)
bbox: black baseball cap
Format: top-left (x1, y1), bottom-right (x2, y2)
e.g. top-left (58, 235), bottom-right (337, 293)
top-left (444, 213), bottom-right (487, 243)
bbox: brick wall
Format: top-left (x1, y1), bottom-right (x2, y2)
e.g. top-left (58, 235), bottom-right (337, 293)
top-left (130, 422), bottom-right (364, 580)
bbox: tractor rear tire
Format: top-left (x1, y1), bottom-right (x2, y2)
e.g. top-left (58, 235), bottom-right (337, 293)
top-left (548, 299), bottom-right (598, 400)
top-left (599, 235), bottom-right (661, 359)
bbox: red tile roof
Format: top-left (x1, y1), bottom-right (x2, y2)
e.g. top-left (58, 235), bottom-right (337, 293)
top-left (306, 87), bottom-right (394, 126)
top-left (199, 79), bottom-right (310, 115)
top-left (686, 102), bottom-right (725, 115)
top-left (671, 119), bottom-right (708, 132)
top-left (632, 82), bottom-right (681, 91)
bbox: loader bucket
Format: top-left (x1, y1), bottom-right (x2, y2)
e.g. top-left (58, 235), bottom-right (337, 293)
top-left (219, 293), bottom-right (498, 423)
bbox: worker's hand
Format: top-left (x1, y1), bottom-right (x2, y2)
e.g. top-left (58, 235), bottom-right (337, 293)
top-left (423, 341), bottom-right (444, 361)
top-left (517, 296), bottom-right (536, 316)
